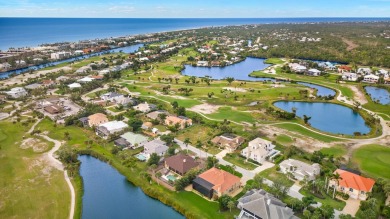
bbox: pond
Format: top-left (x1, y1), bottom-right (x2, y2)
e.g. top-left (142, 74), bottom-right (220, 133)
top-left (273, 101), bottom-right (371, 135)
top-left (181, 57), bottom-right (274, 81)
top-left (0, 44), bottom-right (144, 79)
top-left (297, 82), bottom-right (336, 97)
top-left (79, 155), bottom-right (184, 219)
top-left (364, 86), bottom-right (390, 105)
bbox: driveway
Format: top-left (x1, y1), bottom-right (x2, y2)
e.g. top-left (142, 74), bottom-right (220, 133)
top-left (341, 198), bottom-right (360, 217)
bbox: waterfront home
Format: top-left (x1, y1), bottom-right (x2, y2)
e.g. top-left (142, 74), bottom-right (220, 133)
top-left (288, 63), bottom-right (307, 73)
top-left (164, 115), bottom-right (192, 129)
top-left (87, 113), bottom-right (109, 127)
top-left (5, 87), bottom-right (28, 99)
top-left (338, 65), bottom-right (352, 73)
top-left (237, 189), bottom-right (298, 219)
top-left (241, 138), bottom-right (279, 164)
top-left (68, 83), bottom-right (82, 89)
top-left (142, 139), bottom-right (169, 157)
top-left (96, 121), bottom-right (128, 139)
top-left (363, 74), bottom-right (379, 83)
top-left (50, 51), bottom-right (71, 60)
top-left (342, 72), bottom-right (358, 82)
top-left (164, 154), bottom-right (199, 176)
top-left (100, 92), bottom-right (124, 102)
top-left (192, 167), bottom-right (241, 199)
top-left (197, 61), bottom-right (209, 67)
top-left (279, 159), bottom-right (321, 181)
top-left (357, 67), bottom-right (372, 75)
top-left (306, 68), bottom-right (321, 76)
top-left (133, 102), bottom-right (157, 113)
top-left (211, 133), bottom-right (245, 152)
top-left (114, 132), bottom-right (148, 148)
top-left (146, 110), bottom-right (169, 120)
top-left (328, 169), bottom-right (375, 200)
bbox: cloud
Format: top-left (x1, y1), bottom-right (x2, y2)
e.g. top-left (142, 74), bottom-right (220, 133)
top-left (108, 6), bottom-right (135, 13)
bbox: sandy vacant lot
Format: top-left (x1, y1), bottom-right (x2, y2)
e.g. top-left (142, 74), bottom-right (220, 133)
top-left (20, 138), bottom-right (49, 153)
top-left (189, 103), bottom-right (221, 114)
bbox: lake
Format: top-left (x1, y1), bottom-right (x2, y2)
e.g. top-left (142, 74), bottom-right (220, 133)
top-left (297, 82), bottom-right (336, 97)
top-left (79, 155), bottom-right (184, 219)
top-left (364, 86), bottom-right (390, 105)
top-left (0, 44), bottom-right (143, 79)
top-left (182, 57), bottom-right (273, 81)
top-left (273, 101), bottom-right (371, 135)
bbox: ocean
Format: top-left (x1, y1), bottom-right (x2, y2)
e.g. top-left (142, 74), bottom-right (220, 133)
top-left (1, 17), bottom-right (389, 50)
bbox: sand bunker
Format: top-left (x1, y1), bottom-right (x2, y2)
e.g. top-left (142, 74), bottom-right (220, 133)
top-left (223, 87), bottom-right (247, 92)
top-left (20, 138), bottom-right (49, 153)
top-left (189, 103), bottom-right (221, 114)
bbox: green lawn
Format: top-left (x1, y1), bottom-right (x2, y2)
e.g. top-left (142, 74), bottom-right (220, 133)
top-left (352, 144), bottom-right (390, 180)
top-left (176, 125), bottom-right (214, 145)
top-left (275, 134), bottom-right (294, 145)
top-left (223, 153), bottom-right (257, 170)
top-left (256, 166), bottom-right (294, 187)
top-left (218, 164), bottom-right (243, 177)
top-left (208, 107), bottom-right (256, 123)
top-left (264, 58), bottom-right (285, 65)
top-left (300, 189), bottom-right (346, 210)
top-left (319, 145), bottom-right (347, 157)
top-left (274, 123), bottom-right (344, 143)
top-left (0, 120), bottom-right (70, 219)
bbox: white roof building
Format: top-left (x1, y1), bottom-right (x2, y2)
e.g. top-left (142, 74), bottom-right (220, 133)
top-left (241, 138), bottom-right (279, 164)
top-left (96, 121), bottom-right (128, 138)
top-left (342, 72), bottom-right (358, 81)
top-left (68, 83), bottom-right (82, 89)
top-left (363, 74), bottom-right (379, 83)
top-left (280, 159), bottom-right (321, 181)
top-left (5, 87), bottom-right (28, 99)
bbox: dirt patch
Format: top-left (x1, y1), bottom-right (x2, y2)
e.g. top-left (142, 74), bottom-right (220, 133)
top-left (345, 85), bottom-right (368, 104)
top-left (189, 103), bottom-right (221, 114)
top-left (154, 90), bottom-right (188, 99)
top-left (342, 37), bottom-right (359, 51)
top-left (20, 138), bottom-right (49, 153)
top-left (223, 87), bottom-right (247, 92)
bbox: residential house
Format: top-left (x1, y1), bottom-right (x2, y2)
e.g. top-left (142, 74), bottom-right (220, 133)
top-left (342, 72), bottom-right (358, 82)
top-left (78, 117), bottom-right (89, 127)
top-left (100, 92), bottom-right (124, 102)
top-left (241, 138), bottom-right (279, 164)
top-left (5, 87), bottom-right (28, 98)
top-left (96, 121), bottom-right (128, 139)
top-left (338, 65), bottom-right (352, 73)
top-left (237, 189), bottom-right (298, 219)
top-left (133, 102), bottom-right (157, 113)
top-left (77, 76), bottom-right (95, 83)
top-left (197, 61), bottom-right (209, 67)
top-left (279, 159), bottom-right (321, 181)
top-left (288, 63), bottom-right (307, 73)
top-left (165, 115), bottom-right (192, 129)
top-left (164, 154), bottom-right (199, 176)
top-left (41, 80), bottom-right (55, 88)
top-left (328, 169), bottom-right (375, 200)
top-left (146, 110), bottom-right (169, 120)
top-left (88, 113), bottom-right (109, 127)
top-left (142, 139), bottom-right (169, 157)
top-left (50, 51), bottom-right (71, 60)
top-left (114, 132), bottom-right (148, 148)
top-left (363, 74), bottom-right (379, 83)
top-left (44, 104), bottom-right (63, 114)
top-left (211, 133), bottom-right (245, 152)
top-left (68, 83), bottom-right (82, 89)
top-left (113, 96), bottom-right (137, 106)
top-left (357, 67), bottom-right (372, 75)
top-left (306, 68), bottom-right (321, 76)
top-left (192, 167), bottom-right (241, 199)
top-left (36, 97), bottom-right (61, 108)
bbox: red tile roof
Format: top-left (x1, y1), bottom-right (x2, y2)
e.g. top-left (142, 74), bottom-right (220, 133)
top-left (198, 167), bottom-right (241, 194)
top-left (334, 169), bottom-right (375, 192)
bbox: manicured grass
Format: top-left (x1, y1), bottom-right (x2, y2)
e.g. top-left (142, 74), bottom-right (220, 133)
top-left (264, 58), bottom-right (285, 65)
top-left (256, 166), bottom-right (294, 187)
top-left (0, 120), bottom-right (70, 219)
top-left (300, 189), bottom-right (346, 210)
top-left (223, 153), bottom-right (257, 170)
top-left (319, 145), bottom-right (347, 157)
top-left (352, 144), bottom-right (390, 180)
top-left (274, 123), bottom-right (343, 143)
top-left (275, 134), bottom-right (294, 145)
top-left (208, 107), bottom-right (256, 123)
top-left (218, 164), bottom-right (243, 178)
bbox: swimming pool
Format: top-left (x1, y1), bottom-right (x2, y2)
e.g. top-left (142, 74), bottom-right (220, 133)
top-left (135, 153), bottom-right (147, 161)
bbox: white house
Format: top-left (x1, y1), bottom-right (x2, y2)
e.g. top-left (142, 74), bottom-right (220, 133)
top-left (279, 159), bottom-right (321, 181)
top-left (357, 67), bottom-right (372, 75)
top-left (141, 139), bottom-right (169, 158)
top-left (307, 68), bottom-right (321, 76)
top-left (197, 61), bottom-right (209, 67)
top-left (100, 92), bottom-right (124, 102)
top-left (241, 138), bottom-right (279, 164)
top-left (51, 51), bottom-right (71, 60)
top-left (96, 121), bottom-right (128, 139)
top-left (342, 72), bottom-right (358, 81)
top-left (289, 63), bottom-right (307, 73)
top-left (133, 102), bottom-right (157, 113)
top-left (68, 83), bottom-right (82, 89)
top-left (363, 74), bottom-right (379, 83)
top-left (5, 87), bottom-right (28, 98)
top-left (77, 77), bottom-right (95, 83)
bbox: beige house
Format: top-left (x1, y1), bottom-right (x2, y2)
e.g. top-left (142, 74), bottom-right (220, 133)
top-left (165, 115), bottom-right (192, 129)
top-left (241, 138), bottom-right (279, 164)
top-left (328, 169), bottom-right (375, 200)
top-left (280, 159), bottom-right (320, 181)
top-left (88, 113), bottom-right (109, 127)
top-left (211, 133), bottom-right (245, 152)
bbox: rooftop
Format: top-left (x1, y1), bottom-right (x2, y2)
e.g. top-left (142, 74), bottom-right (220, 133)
top-left (198, 167), bottom-right (241, 194)
top-left (334, 169), bottom-right (375, 192)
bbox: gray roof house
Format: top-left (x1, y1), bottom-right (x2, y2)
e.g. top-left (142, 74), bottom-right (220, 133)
top-left (146, 110), bottom-right (168, 120)
top-left (237, 189), bottom-right (298, 219)
top-left (133, 102), bottom-right (157, 113)
top-left (100, 92), bottom-right (124, 102)
top-left (279, 159), bottom-right (320, 181)
top-left (114, 132), bottom-right (148, 148)
top-left (142, 139), bottom-right (169, 157)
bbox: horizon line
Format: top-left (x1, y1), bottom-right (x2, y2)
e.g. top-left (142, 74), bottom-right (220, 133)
top-left (1, 16), bottom-right (390, 19)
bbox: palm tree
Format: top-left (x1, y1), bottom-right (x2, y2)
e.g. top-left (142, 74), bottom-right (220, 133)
top-left (330, 172), bottom-right (342, 199)
top-left (227, 200), bottom-right (235, 212)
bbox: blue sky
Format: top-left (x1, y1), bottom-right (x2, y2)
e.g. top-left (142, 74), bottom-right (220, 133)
top-left (0, 0), bottom-right (389, 18)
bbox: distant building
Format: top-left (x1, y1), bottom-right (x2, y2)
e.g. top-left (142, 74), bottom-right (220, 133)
top-left (133, 102), bottom-right (157, 113)
top-left (50, 51), bottom-right (71, 60)
top-left (241, 138), bottom-right (279, 164)
top-left (211, 133), bottom-right (245, 152)
top-left (237, 189), bottom-right (298, 219)
top-left (192, 167), bottom-right (241, 199)
top-left (197, 61), bottom-right (209, 67)
top-left (100, 92), bottom-right (124, 102)
top-left (279, 159), bottom-right (320, 181)
top-left (146, 110), bottom-right (168, 120)
top-left (342, 72), bottom-right (358, 81)
top-left (307, 68), bottom-right (321, 76)
top-left (363, 74), bottom-right (379, 83)
top-left (5, 87), bottom-right (28, 98)
top-left (68, 83), bottom-right (82, 89)
top-left (164, 115), bottom-right (192, 129)
top-left (87, 113), bottom-right (109, 127)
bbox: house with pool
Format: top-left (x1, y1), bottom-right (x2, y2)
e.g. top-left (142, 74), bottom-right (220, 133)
top-left (141, 139), bottom-right (169, 158)
top-left (164, 154), bottom-right (199, 176)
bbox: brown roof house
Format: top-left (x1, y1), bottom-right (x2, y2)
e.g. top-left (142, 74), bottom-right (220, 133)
top-left (88, 113), bottom-right (109, 127)
top-left (165, 115), bottom-right (192, 129)
top-left (211, 133), bottom-right (245, 152)
top-left (44, 104), bottom-right (63, 114)
top-left (193, 167), bottom-right (241, 199)
top-left (164, 154), bottom-right (199, 176)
